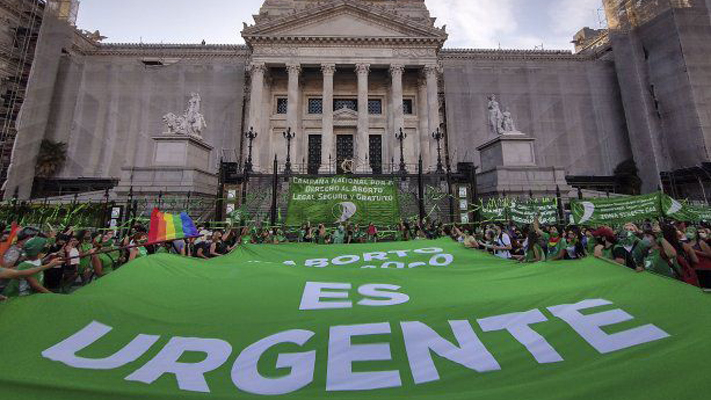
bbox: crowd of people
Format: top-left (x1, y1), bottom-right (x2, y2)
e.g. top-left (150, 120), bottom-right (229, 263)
top-left (1, 216), bottom-right (709, 301)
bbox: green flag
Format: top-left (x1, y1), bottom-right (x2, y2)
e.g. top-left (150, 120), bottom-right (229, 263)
top-left (509, 198), bottom-right (559, 225)
top-left (661, 194), bottom-right (711, 222)
top-left (1, 239), bottom-right (710, 399)
top-left (571, 192), bottom-right (662, 226)
top-left (286, 176), bottom-right (400, 226)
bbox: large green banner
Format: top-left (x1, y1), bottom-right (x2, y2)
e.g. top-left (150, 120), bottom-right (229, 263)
top-left (286, 176), bottom-right (400, 226)
top-left (480, 198), bottom-right (558, 225)
top-left (2, 239), bottom-right (711, 399)
top-left (571, 192), bottom-right (661, 226)
top-left (661, 194), bottom-right (711, 222)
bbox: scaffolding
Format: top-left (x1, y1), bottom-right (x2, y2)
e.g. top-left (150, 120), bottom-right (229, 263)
top-left (0, 0), bottom-right (45, 184)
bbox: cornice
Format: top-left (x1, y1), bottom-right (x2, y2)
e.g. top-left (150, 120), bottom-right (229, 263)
top-left (247, 35), bottom-right (444, 47)
top-left (71, 43), bottom-right (251, 59)
top-left (439, 48), bottom-right (603, 62)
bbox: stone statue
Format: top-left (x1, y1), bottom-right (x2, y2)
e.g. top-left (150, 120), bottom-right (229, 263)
top-left (487, 95), bottom-right (504, 136)
top-left (502, 109), bottom-right (517, 133)
top-left (162, 93), bottom-right (207, 139)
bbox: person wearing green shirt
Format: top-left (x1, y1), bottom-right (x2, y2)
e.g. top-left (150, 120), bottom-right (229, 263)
top-left (3, 237), bottom-right (64, 298)
top-left (640, 231), bottom-right (681, 278)
top-left (533, 217), bottom-right (566, 261)
top-left (75, 231), bottom-right (95, 283)
top-left (523, 228), bottom-right (545, 263)
top-left (332, 225), bottom-right (346, 244)
top-left (592, 227), bottom-right (617, 260)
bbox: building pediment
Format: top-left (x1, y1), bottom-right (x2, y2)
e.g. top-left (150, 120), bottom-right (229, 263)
top-left (243, 1), bottom-right (447, 46)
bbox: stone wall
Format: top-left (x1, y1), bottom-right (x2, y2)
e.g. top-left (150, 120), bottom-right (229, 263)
top-left (441, 50), bottom-right (633, 180)
top-left (44, 47), bottom-right (248, 182)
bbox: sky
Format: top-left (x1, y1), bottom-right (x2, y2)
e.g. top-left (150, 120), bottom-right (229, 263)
top-left (75, 0), bottom-right (607, 51)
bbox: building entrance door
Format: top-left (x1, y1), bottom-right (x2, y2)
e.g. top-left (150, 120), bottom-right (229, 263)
top-left (336, 134), bottom-right (354, 174)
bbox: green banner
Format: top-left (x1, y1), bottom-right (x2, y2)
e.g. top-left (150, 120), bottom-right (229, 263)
top-left (2, 239), bottom-right (710, 399)
top-left (286, 176), bottom-right (400, 226)
top-left (480, 198), bottom-right (508, 222)
top-left (510, 198), bottom-right (559, 225)
top-left (571, 192), bottom-right (661, 226)
top-left (480, 198), bottom-right (558, 225)
top-left (661, 194), bottom-right (711, 222)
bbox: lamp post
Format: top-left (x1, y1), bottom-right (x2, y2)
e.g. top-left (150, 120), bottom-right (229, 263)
top-left (395, 127), bottom-right (407, 175)
top-left (432, 127), bottom-right (445, 174)
top-left (244, 127), bottom-right (258, 173)
top-left (283, 127), bottom-right (296, 174)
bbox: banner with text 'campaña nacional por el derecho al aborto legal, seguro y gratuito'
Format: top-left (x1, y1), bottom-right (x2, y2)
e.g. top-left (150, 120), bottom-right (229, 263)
top-left (1, 239), bottom-right (711, 399)
top-left (286, 176), bottom-right (400, 226)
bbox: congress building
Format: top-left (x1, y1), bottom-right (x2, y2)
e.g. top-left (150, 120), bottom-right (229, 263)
top-left (2, 0), bottom-right (711, 209)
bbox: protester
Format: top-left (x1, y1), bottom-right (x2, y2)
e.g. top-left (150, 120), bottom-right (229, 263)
top-left (3, 237), bottom-right (64, 298)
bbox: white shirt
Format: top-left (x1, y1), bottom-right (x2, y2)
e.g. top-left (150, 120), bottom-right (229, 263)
top-left (495, 233), bottom-right (512, 259)
top-left (68, 248), bottom-right (80, 266)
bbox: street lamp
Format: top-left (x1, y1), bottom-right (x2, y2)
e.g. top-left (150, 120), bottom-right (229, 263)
top-left (244, 127), bottom-right (258, 173)
top-left (432, 127), bottom-right (445, 174)
top-left (283, 127), bottom-right (296, 174)
top-left (395, 127), bottom-right (407, 175)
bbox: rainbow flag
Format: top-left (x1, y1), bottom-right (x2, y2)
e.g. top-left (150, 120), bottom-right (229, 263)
top-left (148, 209), bottom-right (199, 243)
top-left (0, 222), bottom-right (19, 258)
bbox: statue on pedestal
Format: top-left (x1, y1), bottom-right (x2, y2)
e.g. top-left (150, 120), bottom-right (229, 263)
top-left (502, 109), bottom-right (517, 133)
top-left (487, 94), bottom-right (504, 137)
top-left (162, 93), bottom-right (208, 139)
top-left (487, 95), bottom-right (519, 135)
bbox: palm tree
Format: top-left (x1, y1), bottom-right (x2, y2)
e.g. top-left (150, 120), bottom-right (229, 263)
top-left (35, 139), bottom-right (67, 178)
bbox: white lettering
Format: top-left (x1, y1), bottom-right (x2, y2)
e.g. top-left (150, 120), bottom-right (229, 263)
top-left (401, 321), bottom-right (501, 384)
top-left (326, 323), bottom-right (401, 391)
top-left (232, 330), bottom-right (315, 395)
top-left (299, 282), bottom-right (352, 311)
top-left (125, 337), bottom-right (232, 393)
top-left (548, 299), bottom-right (671, 354)
top-left (42, 321), bottom-right (159, 370)
top-left (478, 310), bottom-right (563, 364)
top-left (357, 284), bottom-right (410, 307)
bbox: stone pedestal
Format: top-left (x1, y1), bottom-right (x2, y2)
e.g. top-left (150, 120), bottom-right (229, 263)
top-left (476, 132), bottom-right (571, 197)
top-left (115, 135), bottom-right (218, 196)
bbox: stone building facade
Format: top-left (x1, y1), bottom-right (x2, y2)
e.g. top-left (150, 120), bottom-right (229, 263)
top-left (3, 0), bottom-right (711, 201)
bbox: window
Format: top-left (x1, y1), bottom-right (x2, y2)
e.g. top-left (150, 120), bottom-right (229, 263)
top-left (308, 98), bottom-right (323, 114)
top-left (403, 99), bottom-right (414, 115)
top-left (369, 135), bottom-right (383, 174)
top-left (308, 135), bottom-right (322, 175)
top-left (368, 99), bottom-right (382, 115)
top-left (276, 98), bottom-right (288, 114)
top-left (334, 99), bottom-right (357, 112)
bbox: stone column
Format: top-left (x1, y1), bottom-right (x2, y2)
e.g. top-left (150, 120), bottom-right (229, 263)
top-left (286, 64), bottom-right (302, 170)
top-left (248, 62), bottom-right (267, 172)
top-left (418, 73), bottom-right (430, 167)
top-left (425, 64), bottom-right (440, 172)
top-left (356, 64), bottom-right (371, 172)
top-left (320, 64), bottom-right (336, 173)
top-left (390, 64), bottom-right (405, 165)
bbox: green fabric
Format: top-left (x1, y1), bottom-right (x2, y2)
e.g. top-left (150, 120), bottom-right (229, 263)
top-left (546, 238), bottom-right (567, 259)
top-left (644, 249), bottom-right (677, 278)
top-left (1, 239), bottom-right (711, 400)
top-left (571, 192), bottom-right (662, 226)
top-left (286, 176), bottom-right (400, 226)
top-left (78, 243), bottom-right (93, 273)
top-left (3, 260), bottom-right (42, 297)
top-left (524, 243), bottom-right (545, 262)
top-left (480, 198), bottom-right (558, 225)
